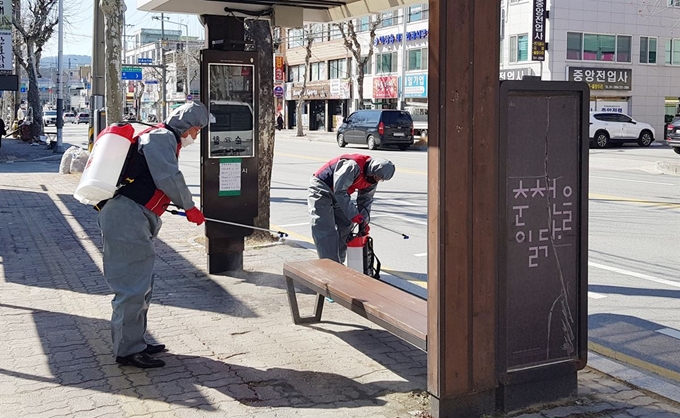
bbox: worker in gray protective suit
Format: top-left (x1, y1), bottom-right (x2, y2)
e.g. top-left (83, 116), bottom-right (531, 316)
top-left (97, 101), bottom-right (209, 368)
top-left (308, 154), bottom-right (395, 263)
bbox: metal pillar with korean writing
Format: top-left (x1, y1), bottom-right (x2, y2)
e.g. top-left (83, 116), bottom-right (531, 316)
top-left (200, 16), bottom-right (258, 274)
top-left (497, 78), bottom-right (589, 412)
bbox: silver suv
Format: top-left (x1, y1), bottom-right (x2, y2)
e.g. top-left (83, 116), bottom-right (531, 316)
top-left (589, 112), bottom-right (655, 148)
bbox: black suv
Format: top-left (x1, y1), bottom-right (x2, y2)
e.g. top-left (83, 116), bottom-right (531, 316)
top-left (336, 109), bottom-right (414, 151)
top-left (666, 117), bottom-right (680, 154)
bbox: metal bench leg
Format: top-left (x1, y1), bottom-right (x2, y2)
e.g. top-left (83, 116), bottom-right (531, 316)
top-left (285, 277), bottom-right (324, 324)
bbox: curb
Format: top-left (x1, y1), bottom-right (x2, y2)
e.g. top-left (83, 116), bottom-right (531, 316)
top-left (588, 342), bottom-right (680, 405)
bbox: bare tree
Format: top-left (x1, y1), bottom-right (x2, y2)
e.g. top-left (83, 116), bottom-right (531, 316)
top-left (336, 16), bottom-right (381, 109)
top-left (295, 27), bottom-right (314, 137)
top-left (245, 19), bottom-right (276, 242)
top-left (12, 0), bottom-right (59, 140)
top-left (99, 0), bottom-right (123, 124)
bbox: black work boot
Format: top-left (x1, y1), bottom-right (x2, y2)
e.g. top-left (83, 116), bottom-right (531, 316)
top-left (143, 343), bottom-right (167, 355)
top-left (116, 352), bottom-right (165, 368)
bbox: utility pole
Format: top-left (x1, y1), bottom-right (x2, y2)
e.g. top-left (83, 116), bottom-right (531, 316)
top-left (13, 0), bottom-right (20, 123)
top-left (54, 0), bottom-right (64, 152)
top-left (399, 6), bottom-right (408, 111)
top-left (161, 13), bottom-right (167, 119)
top-left (91, 0), bottom-right (105, 132)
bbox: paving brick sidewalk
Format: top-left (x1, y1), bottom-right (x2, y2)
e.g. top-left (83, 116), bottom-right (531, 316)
top-left (1, 146), bottom-right (680, 417)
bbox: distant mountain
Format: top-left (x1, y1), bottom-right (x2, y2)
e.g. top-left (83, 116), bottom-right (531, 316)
top-left (40, 55), bottom-right (91, 68)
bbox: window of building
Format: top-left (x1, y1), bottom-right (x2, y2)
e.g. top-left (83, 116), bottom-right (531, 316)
top-left (567, 32), bottom-right (632, 63)
top-left (640, 36), bottom-right (657, 64)
top-left (356, 16), bottom-right (370, 32)
top-left (287, 28), bottom-right (304, 49)
top-left (567, 32), bottom-right (582, 60)
top-left (408, 4), bottom-right (430, 22)
top-left (380, 10), bottom-right (399, 28)
top-left (376, 52), bottom-right (398, 73)
top-left (288, 64), bottom-right (305, 82)
top-left (329, 59), bottom-right (348, 79)
top-left (328, 23), bottom-right (343, 40)
top-left (666, 39), bottom-right (680, 65)
top-left (310, 62), bottom-right (326, 81)
top-left (361, 56), bottom-right (372, 75)
top-left (407, 48), bottom-right (428, 71)
top-left (669, 0), bottom-right (680, 6)
top-left (509, 34), bottom-right (528, 63)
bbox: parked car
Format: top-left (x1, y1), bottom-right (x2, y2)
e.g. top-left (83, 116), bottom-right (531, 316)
top-left (63, 112), bottom-right (76, 124)
top-left (665, 116), bottom-right (680, 154)
top-left (76, 112), bottom-right (90, 124)
top-left (589, 112), bottom-right (655, 148)
top-left (43, 110), bottom-right (57, 126)
top-left (337, 109), bottom-right (414, 151)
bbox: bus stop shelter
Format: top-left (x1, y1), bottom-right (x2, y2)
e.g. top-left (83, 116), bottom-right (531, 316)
top-left (136, 1), bottom-right (567, 417)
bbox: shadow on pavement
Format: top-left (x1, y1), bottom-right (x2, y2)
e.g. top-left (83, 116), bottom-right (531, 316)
top-left (0, 188), bottom-right (257, 318)
top-left (0, 302), bottom-right (391, 410)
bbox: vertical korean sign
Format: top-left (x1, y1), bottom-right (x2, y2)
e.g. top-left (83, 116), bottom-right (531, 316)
top-left (532, 0), bottom-right (546, 61)
top-left (0, 0), bottom-right (12, 73)
top-left (274, 55), bottom-right (284, 84)
top-left (499, 80), bottom-right (588, 377)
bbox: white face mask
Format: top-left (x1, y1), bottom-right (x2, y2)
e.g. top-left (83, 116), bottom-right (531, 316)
top-left (181, 136), bottom-right (195, 148)
top-left (180, 127), bottom-right (198, 148)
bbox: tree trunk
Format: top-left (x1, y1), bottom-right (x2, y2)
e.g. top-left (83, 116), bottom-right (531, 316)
top-left (295, 99), bottom-right (304, 136)
top-left (26, 42), bottom-right (42, 141)
top-left (357, 72), bottom-right (364, 109)
top-left (247, 20), bottom-right (276, 242)
top-left (100, 0), bottom-right (123, 124)
top-left (296, 31), bottom-right (314, 137)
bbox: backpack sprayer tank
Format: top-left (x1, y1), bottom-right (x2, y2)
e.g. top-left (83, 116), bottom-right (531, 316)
top-left (346, 230), bottom-right (381, 279)
top-left (74, 124), bottom-right (136, 205)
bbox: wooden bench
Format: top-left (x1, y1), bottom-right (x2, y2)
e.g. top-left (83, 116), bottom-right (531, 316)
top-left (283, 259), bottom-right (427, 351)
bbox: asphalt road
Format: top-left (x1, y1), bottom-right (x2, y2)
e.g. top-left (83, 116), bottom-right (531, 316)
top-left (52, 125), bottom-right (680, 378)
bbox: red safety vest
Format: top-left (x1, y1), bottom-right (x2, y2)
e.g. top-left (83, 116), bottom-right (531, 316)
top-left (314, 154), bottom-right (373, 194)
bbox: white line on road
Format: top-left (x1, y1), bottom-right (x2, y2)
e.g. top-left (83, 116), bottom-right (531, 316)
top-left (589, 262), bottom-right (680, 289)
top-left (381, 199), bottom-right (419, 206)
top-left (590, 176), bottom-right (675, 186)
top-left (413, 253), bottom-right (427, 257)
top-left (278, 222), bottom-right (309, 227)
top-left (657, 328), bottom-right (680, 340)
top-left (588, 292), bottom-right (607, 299)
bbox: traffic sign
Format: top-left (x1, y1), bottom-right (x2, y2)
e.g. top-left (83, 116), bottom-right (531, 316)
top-left (186, 94), bottom-right (193, 101)
top-left (273, 85), bottom-right (284, 98)
top-left (122, 67), bottom-right (142, 80)
top-left (138, 58), bottom-right (153, 64)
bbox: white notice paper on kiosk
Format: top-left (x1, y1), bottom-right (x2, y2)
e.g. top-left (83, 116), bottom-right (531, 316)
top-left (219, 161), bottom-right (241, 195)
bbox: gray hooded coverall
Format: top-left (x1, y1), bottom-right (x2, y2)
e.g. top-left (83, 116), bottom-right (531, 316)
top-left (97, 102), bottom-right (208, 357)
top-left (308, 156), bottom-right (395, 263)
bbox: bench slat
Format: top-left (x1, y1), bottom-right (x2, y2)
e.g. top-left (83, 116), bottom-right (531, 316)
top-left (284, 259), bottom-right (427, 350)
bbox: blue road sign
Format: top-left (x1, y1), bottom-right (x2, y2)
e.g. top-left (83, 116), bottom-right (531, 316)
top-left (273, 85), bottom-right (284, 98)
top-left (138, 58), bottom-right (152, 64)
top-left (122, 67), bottom-right (142, 80)
top-left (186, 94), bottom-right (193, 101)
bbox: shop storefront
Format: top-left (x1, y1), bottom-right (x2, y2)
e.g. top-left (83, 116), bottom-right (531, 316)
top-left (567, 66), bottom-right (632, 115)
top-left (373, 76), bottom-right (399, 109)
top-left (284, 79), bottom-right (351, 132)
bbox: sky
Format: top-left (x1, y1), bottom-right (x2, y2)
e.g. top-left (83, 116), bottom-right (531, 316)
top-left (43, 0), bottom-right (205, 58)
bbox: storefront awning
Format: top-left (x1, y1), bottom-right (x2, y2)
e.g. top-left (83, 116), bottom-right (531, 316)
top-left (137, 0), bottom-right (421, 23)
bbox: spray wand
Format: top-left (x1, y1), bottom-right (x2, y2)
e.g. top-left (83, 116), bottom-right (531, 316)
top-left (164, 205), bottom-right (289, 238)
top-left (368, 222), bottom-right (409, 240)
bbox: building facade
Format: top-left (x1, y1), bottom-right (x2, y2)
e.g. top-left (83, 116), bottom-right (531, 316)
top-left (123, 28), bottom-right (202, 121)
top-left (502, 0), bottom-right (680, 135)
top-left (282, 3), bottom-right (430, 132)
